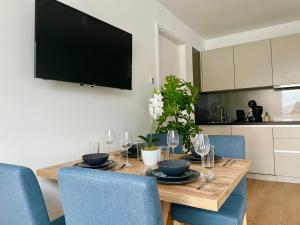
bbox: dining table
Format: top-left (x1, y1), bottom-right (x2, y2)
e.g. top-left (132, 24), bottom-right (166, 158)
top-left (36, 152), bottom-right (251, 225)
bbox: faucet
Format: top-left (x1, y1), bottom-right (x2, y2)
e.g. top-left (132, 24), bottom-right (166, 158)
top-left (217, 105), bottom-right (227, 123)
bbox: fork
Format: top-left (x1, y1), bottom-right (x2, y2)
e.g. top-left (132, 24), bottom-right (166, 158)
top-left (228, 160), bottom-right (236, 166)
top-left (222, 159), bottom-right (231, 166)
top-left (112, 163), bottom-right (126, 171)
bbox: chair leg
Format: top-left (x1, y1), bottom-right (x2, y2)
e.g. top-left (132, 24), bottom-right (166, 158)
top-left (242, 214), bottom-right (247, 225)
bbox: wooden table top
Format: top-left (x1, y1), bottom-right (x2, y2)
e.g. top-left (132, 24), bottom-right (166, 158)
top-left (36, 153), bottom-right (251, 212)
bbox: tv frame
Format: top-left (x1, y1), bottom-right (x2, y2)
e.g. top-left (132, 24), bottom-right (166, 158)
top-left (34, 0), bottom-right (133, 90)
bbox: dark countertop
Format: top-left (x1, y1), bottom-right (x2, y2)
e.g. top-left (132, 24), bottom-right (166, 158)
top-left (198, 121), bottom-right (300, 126)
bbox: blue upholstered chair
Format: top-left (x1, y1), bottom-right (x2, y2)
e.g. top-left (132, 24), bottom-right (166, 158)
top-left (147, 133), bottom-right (183, 154)
top-left (171, 135), bottom-right (247, 225)
top-left (0, 163), bottom-right (65, 225)
top-left (58, 167), bottom-right (163, 225)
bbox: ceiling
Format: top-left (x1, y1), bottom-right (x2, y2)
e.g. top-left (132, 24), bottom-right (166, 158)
top-left (158, 0), bottom-right (300, 39)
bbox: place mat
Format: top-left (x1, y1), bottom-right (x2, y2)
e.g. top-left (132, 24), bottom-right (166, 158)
top-left (146, 169), bottom-right (200, 185)
top-left (182, 154), bottom-right (222, 164)
top-left (150, 169), bottom-right (195, 181)
top-left (74, 160), bottom-right (117, 170)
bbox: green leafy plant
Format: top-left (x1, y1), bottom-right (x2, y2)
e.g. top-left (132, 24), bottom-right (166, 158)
top-left (156, 75), bottom-right (201, 153)
top-left (137, 136), bottom-right (160, 150)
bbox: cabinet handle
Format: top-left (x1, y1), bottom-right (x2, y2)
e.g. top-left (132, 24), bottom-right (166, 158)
top-left (274, 150), bottom-right (300, 154)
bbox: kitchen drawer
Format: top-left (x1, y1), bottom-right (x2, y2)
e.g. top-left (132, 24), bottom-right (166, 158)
top-left (201, 126), bottom-right (231, 135)
top-left (273, 127), bottom-right (300, 139)
top-left (274, 139), bottom-right (300, 152)
top-left (275, 151), bottom-right (300, 177)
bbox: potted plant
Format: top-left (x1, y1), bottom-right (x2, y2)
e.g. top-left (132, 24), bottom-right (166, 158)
top-left (138, 90), bottom-right (164, 166)
top-left (156, 75), bottom-right (201, 153)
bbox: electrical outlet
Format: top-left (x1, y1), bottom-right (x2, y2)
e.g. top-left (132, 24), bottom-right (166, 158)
top-left (149, 76), bottom-right (155, 84)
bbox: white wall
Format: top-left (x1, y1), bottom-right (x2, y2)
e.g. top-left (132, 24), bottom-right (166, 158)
top-left (0, 0), bottom-right (204, 219)
top-left (205, 20), bottom-right (300, 50)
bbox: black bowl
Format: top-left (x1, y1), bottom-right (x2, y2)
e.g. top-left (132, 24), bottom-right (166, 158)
top-left (158, 160), bottom-right (190, 177)
top-left (82, 153), bottom-right (109, 166)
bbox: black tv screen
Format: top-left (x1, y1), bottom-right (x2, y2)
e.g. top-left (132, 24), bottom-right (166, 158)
top-left (35, 0), bottom-right (132, 90)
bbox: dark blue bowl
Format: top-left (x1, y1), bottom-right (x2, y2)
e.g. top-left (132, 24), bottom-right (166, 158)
top-left (158, 160), bottom-right (190, 177)
top-left (82, 153), bottom-right (109, 166)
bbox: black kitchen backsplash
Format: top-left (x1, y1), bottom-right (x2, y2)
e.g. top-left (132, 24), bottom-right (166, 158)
top-left (196, 88), bottom-right (300, 124)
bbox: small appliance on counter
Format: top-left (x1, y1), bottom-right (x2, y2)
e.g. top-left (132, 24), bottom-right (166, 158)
top-left (236, 110), bottom-right (246, 122)
top-left (247, 100), bottom-right (263, 122)
top-left (263, 112), bottom-right (271, 122)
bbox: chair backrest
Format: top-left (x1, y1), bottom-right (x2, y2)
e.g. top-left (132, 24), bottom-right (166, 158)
top-left (208, 135), bottom-right (246, 198)
top-left (0, 163), bottom-right (50, 225)
top-left (58, 167), bottom-right (163, 225)
top-left (147, 133), bottom-right (183, 154)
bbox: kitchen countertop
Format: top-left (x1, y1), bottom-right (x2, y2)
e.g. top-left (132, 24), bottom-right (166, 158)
top-left (198, 121), bottom-right (300, 126)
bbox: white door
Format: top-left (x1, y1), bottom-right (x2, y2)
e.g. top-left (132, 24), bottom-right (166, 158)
top-left (159, 31), bottom-right (185, 86)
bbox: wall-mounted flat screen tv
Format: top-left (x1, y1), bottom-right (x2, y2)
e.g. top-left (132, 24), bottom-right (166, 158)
top-left (35, 0), bottom-right (132, 90)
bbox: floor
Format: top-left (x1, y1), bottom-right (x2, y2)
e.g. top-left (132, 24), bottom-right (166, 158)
top-left (247, 179), bottom-right (300, 225)
top-left (168, 179), bottom-right (300, 225)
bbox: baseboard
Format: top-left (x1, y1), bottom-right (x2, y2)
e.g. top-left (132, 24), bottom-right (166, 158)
top-left (246, 173), bottom-right (300, 184)
top-left (246, 173), bottom-right (277, 181)
top-left (276, 176), bottom-right (300, 184)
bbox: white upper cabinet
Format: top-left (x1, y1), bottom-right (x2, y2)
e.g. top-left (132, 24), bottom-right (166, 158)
top-left (202, 46), bottom-right (235, 92)
top-left (271, 33), bottom-right (300, 87)
top-left (234, 39), bottom-right (273, 89)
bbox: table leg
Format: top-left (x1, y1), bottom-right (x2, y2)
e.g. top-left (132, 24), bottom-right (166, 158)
top-left (173, 221), bottom-right (185, 225)
top-left (242, 214), bottom-right (247, 225)
top-left (161, 201), bottom-right (171, 225)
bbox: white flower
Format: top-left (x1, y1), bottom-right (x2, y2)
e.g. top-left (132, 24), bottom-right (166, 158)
top-left (178, 117), bottom-right (187, 124)
top-left (149, 92), bottom-right (164, 120)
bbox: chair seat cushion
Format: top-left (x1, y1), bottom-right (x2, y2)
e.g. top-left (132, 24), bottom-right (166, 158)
top-left (171, 195), bottom-right (246, 225)
top-left (50, 216), bottom-right (65, 225)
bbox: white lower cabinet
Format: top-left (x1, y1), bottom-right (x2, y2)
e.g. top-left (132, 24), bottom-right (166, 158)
top-left (201, 126), bottom-right (231, 135)
top-left (274, 139), bottom-right (300, 178)
top-left (232, 127), bottom-right (275, 175)
top-left (273, 127), bottom-right (300, 139)
top-left (275, 152), bottom-right (300, 178)
top-left (202, 125), bottom-right (300, 183)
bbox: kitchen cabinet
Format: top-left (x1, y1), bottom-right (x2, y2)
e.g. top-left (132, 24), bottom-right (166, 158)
top-left (232, 127), bottom-right (274, 175)
top-left (273, 127), bottom-right (300, 139)
top-left (234, 39), bottom-right (272, 89)
top-left (201, 126), bottom-right (231, 135)
top-left (202, 46), bottom-right (235, 92)
top-left (274, 139), bottom-right (300, 178)
top-left (271, 33), bottom-right (300, 87)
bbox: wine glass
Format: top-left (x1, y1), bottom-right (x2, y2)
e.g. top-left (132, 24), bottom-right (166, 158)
top-left (105, 129), bottom-right (115, 157)
top-left (167, 130), bottom-right (179, 158)
top-left (120, 131), bottom-right (133, 167)
top-left (191, 133), bottom-right (210, 177)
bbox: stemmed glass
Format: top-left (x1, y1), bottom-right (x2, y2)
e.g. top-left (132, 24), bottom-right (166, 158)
top-left (120, 131), bottom-right (133, 167)
top-left (191, 133), bottom-right (210, 177)
top-left (167, 130), bottom-right (179, 158)
top-left (105, 129), bottom-right (115, 157)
